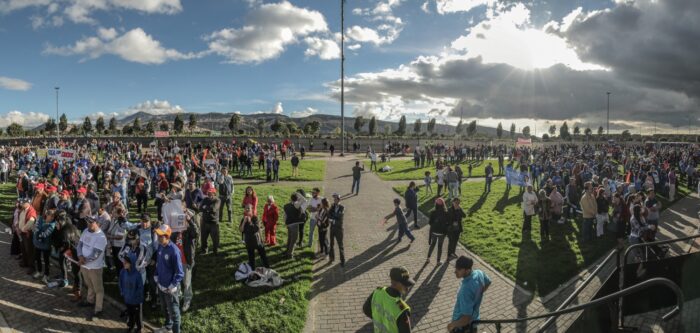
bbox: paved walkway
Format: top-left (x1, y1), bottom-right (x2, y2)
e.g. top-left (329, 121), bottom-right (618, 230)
top-left (0, 230), bottom-right (131, 333)
top-left (305, 158), bottom-right (547, 333)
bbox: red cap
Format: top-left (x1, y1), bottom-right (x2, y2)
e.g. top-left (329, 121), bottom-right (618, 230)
top-left (76, 187), bottom-right (87, 194)
top-left (46, 185), bottom-right (57, 193)
top-left (208, 188), bottom-right (217, 194)
top-left (35, 183), bottom-right (45, 190)
top-left (60, 190), bottom-right (71, 197)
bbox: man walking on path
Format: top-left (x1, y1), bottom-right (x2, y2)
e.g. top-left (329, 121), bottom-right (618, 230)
top-left (363, 266), bottom-right (414, 333)
top-left (484, 163), bottom-right (494, 193)
top-left (328, 193), bottom-right (346, 267)
top-left (77, 217), bottom-right (108, 320)
top-left (446, 166), bottom-right (459, 201)
top-left (447, 256), bottom-right (491, 333)
top-left (383, 198), bottom-right (415, 244)
top-left (404, 181), bottom-right (420, 229)
top-left (351, 161), bottom-right (365, 195)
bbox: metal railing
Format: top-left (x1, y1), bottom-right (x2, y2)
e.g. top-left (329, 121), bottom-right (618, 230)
top-left (538, 248), bottom-right (620, 332)
top-left (617, 233), bottom-right (700, 328)
top-left (469, 277), bottom-right (682, 333)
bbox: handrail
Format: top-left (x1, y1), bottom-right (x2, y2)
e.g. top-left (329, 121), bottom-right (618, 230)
top-left (538, 248), bottom-right (620, 332)
top-left (469, 278), bottom-right (682, 333)
top-left (619, 233), bottom-right (700, 328)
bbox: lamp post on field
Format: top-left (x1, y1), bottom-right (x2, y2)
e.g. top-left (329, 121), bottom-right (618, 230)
top-left (339, 0), bottom-right (346, 157)
top-left (55, 86), bottom-right (60, 142)
top-left (606, 92), bottom-right (611, 136)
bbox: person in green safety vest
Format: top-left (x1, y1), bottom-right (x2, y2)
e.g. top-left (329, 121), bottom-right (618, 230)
top-left (363, 266), bottom-right (414, 333)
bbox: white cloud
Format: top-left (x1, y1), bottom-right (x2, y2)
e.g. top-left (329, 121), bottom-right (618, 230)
top-left (45, 27), bottom-right (198, 64)
top-left (421, 1), bottom-right (430, 13)
top-left (124, 99), bottom-right (184, 116)
top-left (449, 3), bottom-right (604, 71)
top-left (348, 0), bottom-right (404, 47)
top-left (0, 76), bottom-right (32, 91)
top-left (272, 102), bottom-right (284, 114)
top-left (304, 37), bottom-right (340, 60)
top-left (434, 0), bottom-right (492, 14)
top-left (348, 44), bottom-right (362, 51)
top-left (2, 0), bottom-right (182, 25)
top-left (0, 110), bottom-right (50, 128)
top-left (290, 107), bottom-right (318, 118)
top-left (205, 1), bottom-right (330, 64)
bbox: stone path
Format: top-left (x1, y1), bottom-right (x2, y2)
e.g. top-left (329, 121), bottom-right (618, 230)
top-left (0, 230), bottom-right (136, 332)
top-left (305, 157), bottom-right (548, 333)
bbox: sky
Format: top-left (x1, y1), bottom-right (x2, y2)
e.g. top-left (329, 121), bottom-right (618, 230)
top-left (1, 0), bottom-right (699, 135)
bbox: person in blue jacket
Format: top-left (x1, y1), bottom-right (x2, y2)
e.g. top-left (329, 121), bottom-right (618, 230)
top-left (33, 209), bottom-right (57, 283)
top-left (119, 253), bottom-right (144, 333)
top-left (154, 224), bottom-right (184, 333)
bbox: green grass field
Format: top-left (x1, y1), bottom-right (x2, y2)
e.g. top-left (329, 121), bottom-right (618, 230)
top-left (368, 158), bottom-right (499, 181)
top-left (232, 159), bottom-right (326, 182)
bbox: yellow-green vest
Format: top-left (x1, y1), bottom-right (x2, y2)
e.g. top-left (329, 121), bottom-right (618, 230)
top-left (371, 287), bottom-right (410, 333)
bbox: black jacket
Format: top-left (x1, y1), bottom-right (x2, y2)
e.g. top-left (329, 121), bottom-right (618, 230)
top-left (200, 196), bottom-right (220, 224)
top-left (283, 203), bottom-right (304, 226)
top-left (428, 209), bottom-right (449, 235)
top-left (447, 206), bottom-right (465, 234)
top-left (328, 203), bottom-right (345, 229)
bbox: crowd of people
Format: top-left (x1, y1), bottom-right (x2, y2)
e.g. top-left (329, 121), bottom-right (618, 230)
top-left (3, 138), bottom-right (340, 333)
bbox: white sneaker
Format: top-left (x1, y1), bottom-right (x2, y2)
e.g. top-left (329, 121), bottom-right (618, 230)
top-left (33, 272), bottom-right (42, 279)
top-left (42, 275), bottom-right (49, 284)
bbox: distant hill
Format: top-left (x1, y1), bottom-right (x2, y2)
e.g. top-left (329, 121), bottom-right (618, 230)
top-left (33, 111), bottom-right (514, 137)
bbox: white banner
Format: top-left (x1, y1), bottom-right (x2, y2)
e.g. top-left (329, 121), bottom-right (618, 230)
top-left (47, 148), bottom-right (77, 161)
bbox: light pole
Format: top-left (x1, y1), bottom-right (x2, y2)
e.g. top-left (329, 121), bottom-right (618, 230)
top-left (55, 86), bottom-right (60, 142)
top-left (606, 92), bottom-right (611, 136)
top-left (339, 0), bottom-right (346, 157)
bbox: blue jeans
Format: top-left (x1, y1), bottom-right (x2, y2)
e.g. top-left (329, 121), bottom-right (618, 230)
top-left (582, 218), bottom-right (594, 242)
top-left (308, 218), bottom-right (316, 248)
top-left (159, 288), bottom-right (181, 333)
top-left (397, 222), bottom-right (415, 242)
top-left (351, 178), bottom-right (360, 194)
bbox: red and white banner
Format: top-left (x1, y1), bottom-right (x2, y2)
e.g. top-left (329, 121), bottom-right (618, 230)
top-left (154, 131), bottom-right (169, 138)
top-left (516, 138), bottom-right (532, 146)
top-left (47, 148), bottom-right (77, 161)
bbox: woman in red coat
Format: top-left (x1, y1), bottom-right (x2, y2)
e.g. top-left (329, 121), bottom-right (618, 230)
top-left (241, 186), bottom-right (259, 217)
top-left (262, 195), bottom-right (279, 246)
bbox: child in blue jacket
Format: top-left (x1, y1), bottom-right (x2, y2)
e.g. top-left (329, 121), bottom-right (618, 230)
top-left (119, 253), bottom-right (144, 332)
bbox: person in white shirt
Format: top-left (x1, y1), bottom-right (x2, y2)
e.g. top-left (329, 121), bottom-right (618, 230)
top-left (521, 185), bottom-right (538, 233)
top-left (307, 188), bottom-right (323, 249)
top-left (77, 217), bottom-right (108, 319)
top-left (0, 157), bottom-right (8, 184)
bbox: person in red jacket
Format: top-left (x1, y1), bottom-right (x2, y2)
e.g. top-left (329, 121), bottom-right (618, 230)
top-left (262, 195), bottom-right (279, 246)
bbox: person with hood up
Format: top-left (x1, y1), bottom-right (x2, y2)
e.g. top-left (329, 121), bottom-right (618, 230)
top-left (119, 252), bottom-right (144, 333)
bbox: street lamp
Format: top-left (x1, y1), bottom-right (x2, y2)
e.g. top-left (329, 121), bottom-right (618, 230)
top-left (55, 86), bottom-right (60, 142)
top-left (606, 92), bottom-right (611, 136)
top-left (339, 0), bottom-right (346, 157)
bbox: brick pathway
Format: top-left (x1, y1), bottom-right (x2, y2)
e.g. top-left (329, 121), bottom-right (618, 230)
top-left (0, 230), bottom-right (130, 333)
top-left (305, 158), bottom-right (548, 333)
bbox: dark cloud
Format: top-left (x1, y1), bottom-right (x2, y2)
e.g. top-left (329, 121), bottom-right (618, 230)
top-left (562, 0), bottom-right (700, 99)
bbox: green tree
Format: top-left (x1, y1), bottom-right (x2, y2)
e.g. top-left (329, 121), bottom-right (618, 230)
top-left (368, 116), bottom-right (377, 136)
top-left (228, 114), bottom-right (241, 133)
top-left (549, 125), bottom-right (556, 136)
top-left (559, 121), bottom-right (570, 140)
top-left (413, 118), bottom-right (422, 135)
top-left (159, 123), bottom-right (170, 131)
top-left (121, 125), bottom-right (132, 135)
top-left (59, 113), bottom-right (68, 133)
top-left (396, 115), bottom-right (407, 136)
top-left (467, 120), bottom-right (477, 137)
top-left (496, 122), bottom-right (503, 139)
top-left (573, 126), bottom-right (580, 137)
top-left (427, 118), bottom-right (436, 134)
top-left (598, 126), bottom-right (604, 137)
top-left (286, 121), bottom-right (298, 134)
top-left (82, 116), bottom-right (93, 134)
top-left (542, 133), bottom-right (550, 140)
top-left (621, 130), bottom-right (631, 140)
top-left (95, 116), bottom-right (105, 133)
top-left (108, 116), bottom-right (117, 133)
top-left (270, 119), bottom-right (282, 133)
top-left (353, 116), bottom-right (365, 133)
top-left (256, 119), bottom-right (265, 135)
top-left (188, 114), bottom-right (197, 132)
top-left (384, 124), bottom-right (392, 136)
top-left (510, 123), bottom-right (516, 139)
top-left (132, 117), bottom-right (141, 133)
top-left (146, 120), bottom-right (156, 134)
top-left (584, 127), bottom-right (592, 139)
top-left (44, 118), bottom-right (57, 134)
top-left (522, 126), bottom-right (531, 138)
top-left (173, 114), bottom-right (184, 133)
top-left (6, 123), bottom-right (23, 137)
top-left (455, 120), bottom-right (463, 135)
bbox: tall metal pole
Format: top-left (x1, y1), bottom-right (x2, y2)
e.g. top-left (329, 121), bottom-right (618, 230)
top-left (340, 0), bottom-right (346, 156)
top-left (606, 92), bottom-right (610, 136)
top-left (55, 86), bottom-right (60, 142)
